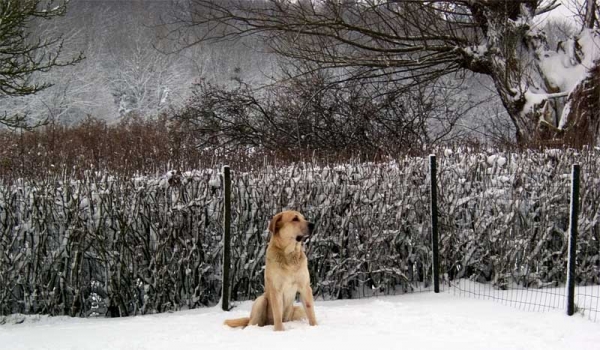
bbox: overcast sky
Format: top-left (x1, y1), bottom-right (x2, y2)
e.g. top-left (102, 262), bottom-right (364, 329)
top-left (550, 0), bottom-right (584, 20)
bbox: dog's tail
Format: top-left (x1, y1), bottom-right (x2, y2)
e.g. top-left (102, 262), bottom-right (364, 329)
top-left (224, 317), bottom-right (250, 328)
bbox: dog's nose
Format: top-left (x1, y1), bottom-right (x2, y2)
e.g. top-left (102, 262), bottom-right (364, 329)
top-left (308, 222), bottom-right (315, 233)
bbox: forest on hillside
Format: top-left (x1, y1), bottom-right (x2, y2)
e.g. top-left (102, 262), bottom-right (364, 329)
top-left (0, 0), bottom-right (276, 124)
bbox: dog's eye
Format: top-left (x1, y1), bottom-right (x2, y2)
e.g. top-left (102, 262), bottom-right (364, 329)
top-left (292, 217), bottom-right (299, 222)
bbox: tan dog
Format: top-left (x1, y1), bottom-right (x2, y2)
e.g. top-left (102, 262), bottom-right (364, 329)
top-left (224, 210), bottom-right (318, 331)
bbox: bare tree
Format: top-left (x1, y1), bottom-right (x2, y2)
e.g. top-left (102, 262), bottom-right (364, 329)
top-left (171, 0), bottom-right (600, 145)
top-left (0, 15), bottom-right (111, 125)
top-left (0, 0), bottom-right (83, 128)
top-left (104, 26), bottom-right (190, 118)
top-left (171, 66), bottom-right (478, 156)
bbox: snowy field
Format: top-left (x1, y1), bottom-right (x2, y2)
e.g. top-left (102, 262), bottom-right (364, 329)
top-left (1, 290), bottom-right (599, 350)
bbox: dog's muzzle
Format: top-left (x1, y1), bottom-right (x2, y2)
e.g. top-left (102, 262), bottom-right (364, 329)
top-left (296, 222), bottom-right (315, 242)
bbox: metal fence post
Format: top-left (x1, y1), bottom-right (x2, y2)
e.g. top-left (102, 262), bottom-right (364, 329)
top-left (430, 155), bottom-right (440, 293)
top-left (566, 164), bottom-right (580, 316)
top-left (222, 165), bottom-right (232, 311)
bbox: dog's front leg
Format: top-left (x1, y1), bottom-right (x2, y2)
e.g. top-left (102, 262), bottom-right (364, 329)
top-left (301, 284), bottom-right (317, 326)
top-left (268, 287), bottom-right (284, 331)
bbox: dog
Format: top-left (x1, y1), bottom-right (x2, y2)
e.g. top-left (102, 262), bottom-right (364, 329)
top-left (224, 210), bottom-right (318, 331)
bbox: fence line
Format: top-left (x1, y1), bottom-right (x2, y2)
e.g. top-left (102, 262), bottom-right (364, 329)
top-left (1, 148), bottom-right (599, 322)
top-left (433, 156), bottom-right (599, 322)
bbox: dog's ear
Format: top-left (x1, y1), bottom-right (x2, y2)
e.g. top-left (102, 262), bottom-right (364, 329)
top-left (268, 213), bottom-right (283, 238)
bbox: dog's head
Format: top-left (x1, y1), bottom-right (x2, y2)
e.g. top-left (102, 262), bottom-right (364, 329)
top-left (268, 211), bottom-right (314, 251)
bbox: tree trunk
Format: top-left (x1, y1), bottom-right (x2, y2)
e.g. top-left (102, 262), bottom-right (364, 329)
top-left (560, 63), bottom-right (600, 146)
top-left (479, 6), bottom-right (600, 146)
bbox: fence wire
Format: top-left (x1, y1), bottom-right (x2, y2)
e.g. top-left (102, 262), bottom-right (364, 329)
top-left (229, 159), bottom-right (435, 302)
top-left (0, 148), bottom-right (599, 322)
top-left (437, 149), bottom-right (600, 322)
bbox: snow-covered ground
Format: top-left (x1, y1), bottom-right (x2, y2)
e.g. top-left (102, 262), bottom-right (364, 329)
top-left (1, 290), bottom-right (599, 350)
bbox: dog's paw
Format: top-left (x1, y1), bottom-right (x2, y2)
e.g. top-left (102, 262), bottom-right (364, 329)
top-left (273, 324), bottom-right (285, 332)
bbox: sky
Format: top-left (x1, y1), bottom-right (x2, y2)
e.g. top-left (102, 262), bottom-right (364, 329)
top-left (550, 0), bottom-right (585, 21)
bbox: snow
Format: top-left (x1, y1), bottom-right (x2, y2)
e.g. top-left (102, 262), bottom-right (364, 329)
top-left (559, 102), bottom-right (571, 129)
top-left (520, 26), bottom-right (600, 127)
top-left (577, 29), bottom-right (600, 70)
top-left (539, 48), bottom-right (587, 93)
top-left (551, 29), bottom-right (600, 128)
top-left (1, 290), bottom-right (599, 350)
top-left (462, 44), bottom-right (488, 59)
top-left (522, 91), bottom-right (548, 118)
top-left (486, 154), bottom-right (507, 167)
top-left (537, 29), bottom-right (600, 96)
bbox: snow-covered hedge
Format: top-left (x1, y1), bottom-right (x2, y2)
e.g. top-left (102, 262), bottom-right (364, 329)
top-left (1, 148), bottom-right (599, 317)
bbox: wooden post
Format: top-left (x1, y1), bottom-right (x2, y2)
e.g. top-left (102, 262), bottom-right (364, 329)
top-left (566, 164), bottom-right (580, 316)
top-left (222, 166), bottom-right (232, 311)
top-left (429, 155), bottom-right (440, 293)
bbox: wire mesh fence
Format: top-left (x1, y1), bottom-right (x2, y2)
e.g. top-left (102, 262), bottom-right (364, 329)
top-left (435, 149), bottom-right (600, 322)
top-left (227, 160), bottom-right (436, 303)
top-left (0, 148), bottom-right (599, 322)
top-left (575, 286), bottom-right (600, 322)
top-left (449, 281), bottom-right (600, 322)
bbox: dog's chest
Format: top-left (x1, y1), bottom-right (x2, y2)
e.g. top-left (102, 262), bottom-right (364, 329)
top-left (278, 273), bottom-right (303, 305)
top-left (275, 267), bottom-right (303, 288)
top-left (266, 250), bottom-right (309, 298)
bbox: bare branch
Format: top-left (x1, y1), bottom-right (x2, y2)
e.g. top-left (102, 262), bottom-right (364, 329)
top-left (0, 0), bottom-right (84, 127)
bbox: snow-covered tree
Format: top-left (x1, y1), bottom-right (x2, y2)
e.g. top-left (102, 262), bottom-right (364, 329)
top-left (178, 0), bottom-right (600, 145)
top-left (0, 17), bottom-right (111, 125)
top-left (104, 26), bottom-right (189, 118)
top-left (0, 0), bottom-right (83, 128)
